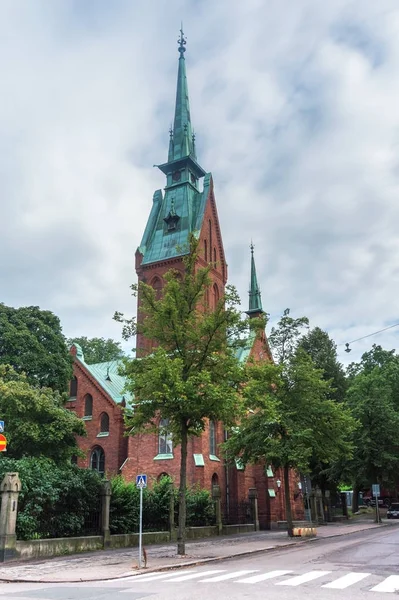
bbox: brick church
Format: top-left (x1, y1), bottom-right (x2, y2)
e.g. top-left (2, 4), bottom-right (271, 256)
top-left (67, 31), bottom-right (303, 528)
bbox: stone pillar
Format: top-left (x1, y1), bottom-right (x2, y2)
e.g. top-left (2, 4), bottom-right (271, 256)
top-left (324, 490), bottom-right (332, 522)
top-left (248, 488), bottom-right (260, 531)
top-left (167, 481), bottom-right (176, 541)
top-left (316, 488), bottom-right (325, 524)
top-left (101, 480), bottom-right (111, 549)
top-left (309, 491), bottom-right (318, 522)
top-left (212, 485), bottom-right (223, 534)
top-left (0, 472), bottom-right (22, 562)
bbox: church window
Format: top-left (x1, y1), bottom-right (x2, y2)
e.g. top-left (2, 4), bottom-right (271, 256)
top-left (204, 240), bottom-right (208, 261)
top-left (69, 376), bottom-right (78, 398)
top-left (205, 288), bottom-right (210, 308)
top-left (212, 473), bottom-right (219, 490)
top-left (158, 418), bottom-right (173, 455)
top-left (213, 284), bottom-right (219, 308)
top-left (151, 276), bottom-right (162, 300)
top-left (209, 220), bottom-right (212, 261)
top-left (90, 446), bottom-right (105, 476)
top-left (209, 421), bottom-right (217, 456)
top-left (84, 394), bottom-right (93, 419)
top-left (99, 412), bottom-right (109, 434)
top-left (213, 247), bottom-right (217, 266)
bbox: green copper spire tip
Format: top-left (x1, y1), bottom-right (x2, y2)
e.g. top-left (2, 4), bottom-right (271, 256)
top-left (247, 242), bottom-right (263, 317)
top-left (178, 25), bottom-right (186, 56)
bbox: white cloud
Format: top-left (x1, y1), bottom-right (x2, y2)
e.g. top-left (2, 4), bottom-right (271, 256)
top-left (1, 0), bottom-right (399, 365)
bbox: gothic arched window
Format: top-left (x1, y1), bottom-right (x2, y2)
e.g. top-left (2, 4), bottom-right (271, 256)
top-left (209, 421), bottom-right (217, 456)
top-left (151, 276), bottom-right (162, 300)
top-left (212, 473), bottom-right (219, 489)
top-left (69, 376), bottom-right (78, 398)
top-left (213, 284), bottom-right (219, 309)
top-left (204, 239), bottom-right (208, 262)
top-left (84, 394), bottom-right (93, 418)
top-left (213, 247), bottom-right (217, 266)
top-left (90, 446), bottom-right (105, 476)
top-left (100, 412), bottom-right (109, 434)
top-left (158, 418), bottom-right (173, 455)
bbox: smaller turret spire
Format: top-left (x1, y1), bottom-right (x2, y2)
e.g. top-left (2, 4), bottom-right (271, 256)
top-left (246, 243), bottom-right (263, 317)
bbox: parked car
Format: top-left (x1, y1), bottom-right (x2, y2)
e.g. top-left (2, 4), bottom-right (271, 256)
top-left (387, 503), bottom-right (399, 519)
top-left (363, 496), bottom-right (390, 507)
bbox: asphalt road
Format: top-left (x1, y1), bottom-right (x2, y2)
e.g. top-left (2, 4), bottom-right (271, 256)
top-left (2, 525), bottom-right (399, 600)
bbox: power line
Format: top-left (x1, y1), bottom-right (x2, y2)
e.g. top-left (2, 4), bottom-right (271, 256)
top-left (342, 322), bottom-right (399, 353)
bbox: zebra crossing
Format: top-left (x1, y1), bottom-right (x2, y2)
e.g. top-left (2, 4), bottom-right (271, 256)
top-left (115, 568), bottom-right (399, 593)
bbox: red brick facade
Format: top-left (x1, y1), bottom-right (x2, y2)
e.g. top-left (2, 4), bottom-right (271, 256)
top-left (67, 43), bottom-right (304, 527)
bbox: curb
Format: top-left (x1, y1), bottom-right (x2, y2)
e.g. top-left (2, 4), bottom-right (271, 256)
top-left (0, 523), bottom-right (387, 585)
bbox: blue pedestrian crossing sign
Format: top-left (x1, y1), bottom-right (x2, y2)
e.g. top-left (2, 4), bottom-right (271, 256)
top-left (0, 421), bottom-right (4, 433)
top-left (136, 474), bottom-right (147, 489)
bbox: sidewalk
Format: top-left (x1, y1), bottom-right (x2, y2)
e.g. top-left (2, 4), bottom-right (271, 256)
top-left (0, 521), bottom-right (391, 584)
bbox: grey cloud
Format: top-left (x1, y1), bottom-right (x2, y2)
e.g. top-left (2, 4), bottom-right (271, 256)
top-left (1, 0), bottom-right (399, 368)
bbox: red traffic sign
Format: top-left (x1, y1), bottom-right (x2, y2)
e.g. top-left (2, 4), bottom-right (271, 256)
top-left (0, 434), bottom-right (7, 452)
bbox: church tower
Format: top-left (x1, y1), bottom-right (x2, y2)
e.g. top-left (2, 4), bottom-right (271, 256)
top-left (136, 29), bottom-right (227, 354)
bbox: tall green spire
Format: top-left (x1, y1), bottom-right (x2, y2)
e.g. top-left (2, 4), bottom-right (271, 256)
top-left (169, 27), bottom-right (195, 161)
top-left (157, 27), bottom-right (205, 186)
top-left (246, 243), bottom-right (263, 317)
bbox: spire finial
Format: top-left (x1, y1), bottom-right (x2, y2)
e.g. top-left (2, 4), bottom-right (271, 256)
top-left (250, 241), bottom-right (254, 254)
top-left (178, 25), bottom-right (186, 56)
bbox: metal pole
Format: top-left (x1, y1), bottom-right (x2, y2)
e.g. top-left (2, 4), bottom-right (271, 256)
top-left (376, 494), bottom-right (380, 524)
top-left (138, 485), bottom-right (143, 568)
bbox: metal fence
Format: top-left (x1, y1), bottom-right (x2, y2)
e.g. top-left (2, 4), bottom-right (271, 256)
top-left (82, 506), bottom-right (102, 536)
top-left (221, 500), bottom-right (253, 525)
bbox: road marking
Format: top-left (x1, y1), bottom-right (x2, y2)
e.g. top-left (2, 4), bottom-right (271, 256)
top-left (200, 570), bottom-right (258, 582)
top-left (122, 570), bottom-right (198, 582)
top-left (276, 570), bottom-right (331, 586)
top-left (166, 569), bottom-right (226, 581)
top-left (322, 572), bottom-right (371, 589)
top-left (371, 575), bottom-right (399, 593)
top-left (237, 570), bottom-right (293, 583)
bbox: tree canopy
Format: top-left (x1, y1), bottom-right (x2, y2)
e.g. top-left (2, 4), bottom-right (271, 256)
top-left (226, 311), bottom-right (355, 535)
top-left (340, 345), bottom-right (399, 511)
top-left (297, 326), bottom-right (347, 403)
top-left (67, 336), bottom-right (125, 364)
top-left (0, 364), bottom-right (85, 462)
top-left (0, 304), bottom-right (72, 392)
top-left (116, 236), bottom-right (249, 554)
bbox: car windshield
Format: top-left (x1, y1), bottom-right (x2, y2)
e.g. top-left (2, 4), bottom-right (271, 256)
top-left (389, 504), bottom-right (399, 510)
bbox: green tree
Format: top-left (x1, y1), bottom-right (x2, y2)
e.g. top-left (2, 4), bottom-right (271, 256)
top-left (116, 237), bottom-right (248, 555)
top-left (67, 336), bottom-right (125, 364)
top-left (343, 346), bottom-right (399, 514)
top-left (297, 327), bottom-right (347, 403)
top-left (0, 304), bottom-right (72, 392)
top-left (297, 327), bottom-right (348, 493)
top-left (0, 365), bottom-right (85, 462)
top-left (268, 308), bottom-right (309, 364)
top-left (226, 350), bottom-right (355, 536)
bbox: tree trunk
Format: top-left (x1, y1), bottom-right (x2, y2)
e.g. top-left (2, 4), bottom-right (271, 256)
top-left (177, 421), bottom-right (188, 555)
top-left (284, 464), bottom-right (294, 537)
top-left (352, 484), bottom-right (359, 513)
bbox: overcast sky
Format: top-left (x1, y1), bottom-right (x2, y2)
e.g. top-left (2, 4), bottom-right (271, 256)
top-left (1, 0), bottom-right (399, 365)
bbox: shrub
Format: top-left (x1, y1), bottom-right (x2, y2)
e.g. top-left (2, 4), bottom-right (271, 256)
top-left (110, 475), bottom-right (215, 533)
top-left (0, 457), bottom-right (103, 540)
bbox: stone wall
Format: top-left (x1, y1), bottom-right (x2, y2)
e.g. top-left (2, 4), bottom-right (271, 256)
top-left (13, 524), bottom-right (255, 561)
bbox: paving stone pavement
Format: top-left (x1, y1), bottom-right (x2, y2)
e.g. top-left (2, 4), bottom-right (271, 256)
top-left (0, 521), bottom-right (391, 583)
